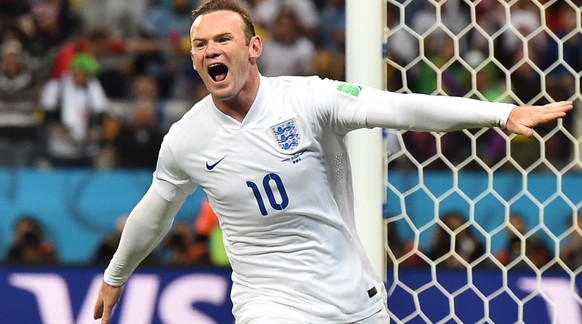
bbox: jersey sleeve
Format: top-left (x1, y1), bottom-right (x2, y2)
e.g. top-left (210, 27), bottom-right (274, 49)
top-left (104, 184), bottom-right (186, 286)
top-left (308, 78), bottom-right (369, 135)
top-left (309, 78), bottom-right (515, 133)
top-left (153, 124), bottom-right (198, 201)
top-left (363, 89), bottom-right (516, 131)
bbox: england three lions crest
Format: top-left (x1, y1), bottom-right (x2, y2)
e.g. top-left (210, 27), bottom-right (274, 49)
top-left (271, 118), bottom-right (301, 153)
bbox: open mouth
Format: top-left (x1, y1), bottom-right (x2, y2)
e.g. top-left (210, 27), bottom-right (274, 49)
top-left (208, 63), bottom-right (228, 82)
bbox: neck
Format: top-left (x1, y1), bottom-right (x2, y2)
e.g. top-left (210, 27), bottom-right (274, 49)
top-left (213, 70), bottom-right (261, 123)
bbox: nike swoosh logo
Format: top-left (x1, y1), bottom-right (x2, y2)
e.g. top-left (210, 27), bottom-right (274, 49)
top-left (206, 155), bottom-right (228, 170)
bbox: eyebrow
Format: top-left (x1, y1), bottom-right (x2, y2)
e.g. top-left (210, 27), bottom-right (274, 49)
top-left (192, 32), bottom-right (234, 42)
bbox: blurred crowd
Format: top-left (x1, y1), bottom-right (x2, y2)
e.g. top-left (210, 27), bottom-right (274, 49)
top-left (385, 0), bottom-right (581, 171)
top-left (1, 0), bottom-right (579, 171)
top-left (0, 0), bottom-right (347, 170)
top-left (387, 210), bottom-right (582, 272)
top-left (6, 206), bottom-right (582, 271)
top-left (0, 0), bottom-right (347, 267)
top-left (1, 0), bottom-right (581, 268)
top-left (4, 196), bottom-right (231, 267)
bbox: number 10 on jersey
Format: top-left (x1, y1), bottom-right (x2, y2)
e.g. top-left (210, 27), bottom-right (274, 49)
top-left (246, 173), bottom-right (289, 216)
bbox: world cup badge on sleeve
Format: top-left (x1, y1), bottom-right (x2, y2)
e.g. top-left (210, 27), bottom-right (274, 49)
top-left (271, 118), bottom-right (302, 154)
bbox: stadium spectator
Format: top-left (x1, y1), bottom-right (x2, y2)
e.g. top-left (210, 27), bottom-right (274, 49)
top-left (51, 28), bottom-right (129, 98)
top-left (524, 220), bottom-right (553, 269)
top-left (506, 46), bottom-right (548, 169)
top-left (161, 220), bottom-right (211, 266)
top-left (544, 4), bottom-right (581, 101)
top-left (561, 212), bottom-right (582, 270)
top-left (311, 0), bottom-right (345, 81)
top-left (411, 38), bottom-right (476, 171)
top-left (142, 0), bottom-right (194, 42)
top-left (416, 35), bottom-right (470, 97)
top-left (92, 213), bottom-right (160, 265)
top-left (141, 0), bottom-right (196, 99)
top-left (1, 20), bottom-right (48, 80)
top-left (26, 0), bottom-right (82, 55)
top-left (4, 214), bottom-right (59, 264)
top-left (386, 220), bottom-right (422, 268)
top-left (77, 0), bottom-right (144, 39)
top-left (501, 1), bottom-right (547, 69)
top-left (92, 214), bottom-right (128, 265)
top-left (3, 17), bottom-right (49, 79)
top-left (51, 27), bottom-right (164, 99)
top-left (39, 53), bottom-right (110, 168)
top-left (510, 47), bottom-right (545, 107)
top-left (108, 99), bottom-right (164, 170)
top-left (427, 211), bottom-right (485, 268)
top-left (407, 5), bottom-right (477, 170)
top-left (0, 40), bottom-right (38, 101)
top-left (316, 0), bottom-right (345, 55)
top-left (410, 0), bottom-right (470, 59)
top-left (538, 4), bottom-right (580, 167)
top-left (496, 213), bottom-right (525, 267)
top-left (384, 4), bottom-right (415, 92)
top-left (130, 74), bottom-right (170, 131)
top-left (258, 8), bottom-right (316, 77)
top-left (250, 0), bottom-right (319, 40)
top-left (473, 1), bottom-right (546, 71)
top-left (129, 30), bottom-right (177, 99)
top-left (496, 213), bottom-right (552, 269)
top-left (466, 50), bottom-right (508, 169)
top-left (0, 39), bottom-right (43, 167)
top-left (397, 131), bottom-right (451, 170)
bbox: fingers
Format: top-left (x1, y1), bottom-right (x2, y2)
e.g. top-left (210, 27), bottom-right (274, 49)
top-left (94, 298), bottom-right (116, 323)
top-left (514, 123), bottom-right (533, 137)
top-left (101, 302), bottom-right (114, 324)
top-left (537, 101), bottom-right (573, 123)
top-left (505, 100), bottom-right (573, 136)
top-left (536, 109), bottom-right (566, 124)
top-left (546, 100), bottom-right (573, 109)
top-left (541, 101), bottom-right (574, 114)
top-left (523, 127), bottom-right (533, 137)
top-left (94, 281), bottom-right (122, 322)
top-left (93, 307), bottom-right (102, 320)
top-left (93, 291), bottom-right (104, 320)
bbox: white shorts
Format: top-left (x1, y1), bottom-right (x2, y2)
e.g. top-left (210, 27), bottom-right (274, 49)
top-left (354, 307), bottom-right (390, 324)
top-left (240, 285), bottom-right (389, 323)
top-left (243, 308), bottom-right (389, 324)
top-left (242, 304), bottom-right (389, 324)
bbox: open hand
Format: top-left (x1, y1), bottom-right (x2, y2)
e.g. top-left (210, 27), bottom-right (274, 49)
top-left (505, 101), bottom-right (573, 137)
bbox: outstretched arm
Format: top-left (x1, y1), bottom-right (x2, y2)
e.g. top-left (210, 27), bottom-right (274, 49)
top-left (364, 91), bottom-right (515, 132)
top-left (505, 101), bottom-right (573, 137)
top-left (93, 182), bottom-right (186, 322)
top-left (363, 88), bottom-right (573, 134)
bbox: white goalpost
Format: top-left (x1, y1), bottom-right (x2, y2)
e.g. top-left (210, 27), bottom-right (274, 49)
top-left (345, 0), bottom-right (386, 279)
top-left (349, 0), bottom-right (582, 323)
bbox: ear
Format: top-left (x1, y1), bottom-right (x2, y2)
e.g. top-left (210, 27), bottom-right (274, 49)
top-left (248, 36), bottom-right (262, 60)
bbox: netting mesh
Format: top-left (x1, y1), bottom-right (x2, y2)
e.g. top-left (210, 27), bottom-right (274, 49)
top-left (383, 1), bottom-right (582, 322)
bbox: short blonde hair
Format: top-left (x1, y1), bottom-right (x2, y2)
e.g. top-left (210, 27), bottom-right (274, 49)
top-left (191, 0), bottom-right (256, 45)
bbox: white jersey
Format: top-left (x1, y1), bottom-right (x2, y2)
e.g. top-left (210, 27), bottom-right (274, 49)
top-left (131, 75), bottom-right (514, 322)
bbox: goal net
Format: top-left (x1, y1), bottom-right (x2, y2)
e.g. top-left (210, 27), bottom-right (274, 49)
top-left (382, 1), bottom-right (582, 323)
